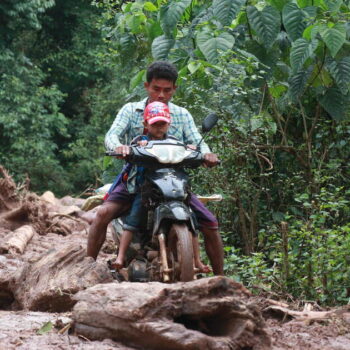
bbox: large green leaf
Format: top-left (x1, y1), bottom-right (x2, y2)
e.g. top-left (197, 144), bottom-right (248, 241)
top-left (196, 30), bottom-right (235, 63)
top-left (144, 2), bottom-right (158, 12)
top-left (324, 0), bottom-right (343, 12)
top-left (288, 66), bottom-right (313, 100)
top-left (282, 3), bottom-right (308, 41)
top-left (290, 38), bottom-right (317, 73)
top-left (326, 57), bottom-right (350, 93)
top-left (302, 6), bottom-right (317, 18)
top-left (297, 0), bottom-right (322, 7)
top-left (160, 0), bottom-right (191, 37)
top-left (119, 33), bottom-right (136, 52)
top-left (212, 0), bottom-right (245, 26)
top-left (320, 24), bottom-right (346, 58)
top-left (269, 0), bottom-right (291, 12)
top-left (130, 69), bottom-right (146, 90)
top-left (151, 35), bottom-right (175, 59)
top-left (145, 20), bottom-right (163, 41)
top-left (247, 6), bottom-right (281, 48)
top-left (319, 87), bottom-right (350, 121)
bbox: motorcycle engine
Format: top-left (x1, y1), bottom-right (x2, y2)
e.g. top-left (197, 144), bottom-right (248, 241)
top-left (127, 259), bottom-right (150, 282)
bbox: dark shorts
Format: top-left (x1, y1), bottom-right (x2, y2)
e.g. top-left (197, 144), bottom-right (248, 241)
top-left (106, 182), bottom-right (218, 229)
top-left (123, 193), bottom-right (143, 232)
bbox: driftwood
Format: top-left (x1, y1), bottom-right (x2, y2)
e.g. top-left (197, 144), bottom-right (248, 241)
top-left (264, 303), bottom-right (350, 323)
top-left (4, 225), bottom-right (36, 255)
top-left (73, 277), bottom-right (272, 350)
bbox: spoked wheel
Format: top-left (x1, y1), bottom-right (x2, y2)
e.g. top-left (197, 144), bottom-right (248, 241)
top-left (167, 223), bottom-right (194, 282)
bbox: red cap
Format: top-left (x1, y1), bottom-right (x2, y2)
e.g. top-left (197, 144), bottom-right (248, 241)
top-left (144, 102), bottom-right (171, 125)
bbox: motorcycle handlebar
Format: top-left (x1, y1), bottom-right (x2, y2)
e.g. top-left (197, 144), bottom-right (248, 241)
top-left (105, 149), bottom-right (220, 166)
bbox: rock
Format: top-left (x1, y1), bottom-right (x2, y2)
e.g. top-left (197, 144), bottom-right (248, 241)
top-left (53, 205), bottom-right (82, 217)
top-left (59, 195), bottom-right (86, 208)
top-left (81, 194), bottom-right (104, 211)
top-left (40, 191), bottom-right (57, 205)
top-left (73, 277), bottom-right (271, 350)
top-left (15, 243), bottom-right (114, 312)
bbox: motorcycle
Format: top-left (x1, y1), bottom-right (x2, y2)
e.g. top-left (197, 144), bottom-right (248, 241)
top-left (105, 114), bottom-right (219, 283)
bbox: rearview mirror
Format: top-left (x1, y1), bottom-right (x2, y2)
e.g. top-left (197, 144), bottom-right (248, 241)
top-left (202, 113), bottom-right (218, 133)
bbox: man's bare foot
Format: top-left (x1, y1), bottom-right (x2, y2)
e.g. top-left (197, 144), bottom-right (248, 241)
top-left (195, 261), bottom-right (212, 273)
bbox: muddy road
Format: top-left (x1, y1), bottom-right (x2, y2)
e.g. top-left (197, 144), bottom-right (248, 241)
top-left (0, 166), bottom-right (349, 350)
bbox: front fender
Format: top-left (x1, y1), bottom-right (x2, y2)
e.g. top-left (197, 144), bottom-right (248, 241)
top-left (152, 201), bottom-right (196, 235)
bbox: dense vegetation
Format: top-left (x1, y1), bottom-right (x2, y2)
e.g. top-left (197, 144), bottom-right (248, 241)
top-left (1, 0), bottom-right (349, 304)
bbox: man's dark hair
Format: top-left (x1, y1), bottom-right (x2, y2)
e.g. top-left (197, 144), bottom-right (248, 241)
top-left (146, 61), bottom-right (178, 84)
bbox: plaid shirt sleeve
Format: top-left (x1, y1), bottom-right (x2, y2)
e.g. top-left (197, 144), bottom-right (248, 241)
top-left (181, 107), bottom-right (211, 154)
top-left (105, 103), bottom-right (133, 151)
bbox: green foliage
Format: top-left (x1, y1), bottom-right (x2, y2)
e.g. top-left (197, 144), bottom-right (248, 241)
top-left (0, 0), bottom-right (119, 195)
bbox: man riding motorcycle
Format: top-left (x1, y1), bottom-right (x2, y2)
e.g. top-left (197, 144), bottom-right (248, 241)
top-left (86, 60), bottom-right (224, 275)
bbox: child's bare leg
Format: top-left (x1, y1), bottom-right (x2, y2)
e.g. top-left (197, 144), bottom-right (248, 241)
top-left (193, 235), bottom-right (212, 273)
top-left (115, 230), bottom-right (133, 269)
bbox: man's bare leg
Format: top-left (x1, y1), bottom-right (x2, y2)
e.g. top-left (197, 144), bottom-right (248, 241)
top-left (87, 201), bottom-right (129, 260)
top-left (192, 236), bottom-right (211, 273)
top-left (201, 227), bottom-right (224, 275)
top-left (115, 229), bottom-right (133, 269)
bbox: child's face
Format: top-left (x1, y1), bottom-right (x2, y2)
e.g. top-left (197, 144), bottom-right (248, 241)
top-left (146, 120), bottom-right (170, 139)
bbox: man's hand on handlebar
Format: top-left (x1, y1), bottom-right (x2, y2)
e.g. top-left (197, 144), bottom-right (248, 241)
top-left (115, 145), bottom-right (130, 158)
top-left (137, 140), bottom-right (148, 147)
top-left (204, 153), bottom-right (219, 167)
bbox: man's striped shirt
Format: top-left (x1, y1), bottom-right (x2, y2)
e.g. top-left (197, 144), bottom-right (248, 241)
top-left (105, 98), bottom-right (210, 154)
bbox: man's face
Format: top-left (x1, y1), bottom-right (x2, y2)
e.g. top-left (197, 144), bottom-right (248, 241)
top-left (144, 78), bottom-right (176, 104)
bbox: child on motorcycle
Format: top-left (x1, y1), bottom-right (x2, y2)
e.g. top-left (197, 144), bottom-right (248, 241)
top-left (114, 101), bottom-right (210, 273)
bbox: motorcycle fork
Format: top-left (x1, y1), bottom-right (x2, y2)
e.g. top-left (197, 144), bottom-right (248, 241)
top-left (158, 233), bottom-right (171, 282)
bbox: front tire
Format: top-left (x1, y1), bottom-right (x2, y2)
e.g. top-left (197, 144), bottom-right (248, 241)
top-left (168, 223), bottom-right (194, 282)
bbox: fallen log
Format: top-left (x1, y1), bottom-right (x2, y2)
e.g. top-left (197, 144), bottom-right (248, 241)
top-left (73, 277), bottom-right (272, 350)
top-left (15, 243), bottom-right (113, 312)
top-left (5, 225), bottom-right (36, 255)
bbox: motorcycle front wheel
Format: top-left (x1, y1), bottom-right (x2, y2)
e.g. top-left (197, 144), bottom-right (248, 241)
top-left (167, 223), bottom-right (194, 282)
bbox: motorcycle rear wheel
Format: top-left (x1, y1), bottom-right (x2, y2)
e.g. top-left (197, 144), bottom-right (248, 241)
top-left (168, 223), bottom-right (194, 282)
